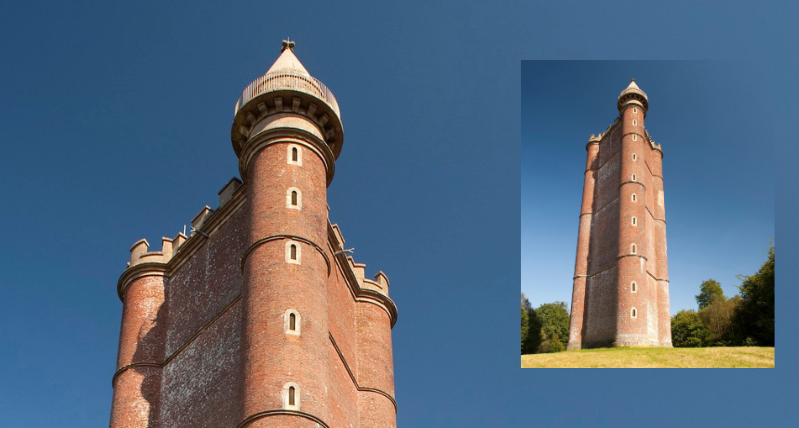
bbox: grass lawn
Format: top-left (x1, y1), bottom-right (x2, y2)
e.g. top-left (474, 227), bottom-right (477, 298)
top-left (521, 346), bottom-right (774, 368)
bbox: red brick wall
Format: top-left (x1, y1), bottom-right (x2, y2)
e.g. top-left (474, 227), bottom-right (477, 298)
top-left (112, 114), bottom-right (396, 428)
top-left (569, 97), bottom-right (671, 348)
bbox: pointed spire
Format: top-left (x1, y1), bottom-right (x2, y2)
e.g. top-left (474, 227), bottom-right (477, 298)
top-left (618, 78), bottom-right (648, 113)
top-left (266, 40), bottom-right (310, 75)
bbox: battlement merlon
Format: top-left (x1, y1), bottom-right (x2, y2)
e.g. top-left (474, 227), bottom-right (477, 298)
top-left (329, 222), bottom-right (397, 326)
top-left (332, 222), bottom-right (391, 297)
top-left (218, 177), bottom-right (242, 207)
top-left (126, 230), bottom-right (190, 268)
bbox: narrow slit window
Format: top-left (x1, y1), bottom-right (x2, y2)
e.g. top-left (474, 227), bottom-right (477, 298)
top-left (632, 193), bottom-right (637, 202)
top-left (631, 244), bottom-right (637, 254)
top-left (633, 107), bottom-right (638, 113)
top-left (284, 309), bottom-right (301, 335)
top-left (286, 241), bottom-right (301, 264)
top-left (633, 134), bottom-right (637, 141)
top-left (632, 216), bottom-right (637, 226)
top-left (631, 308), bottom-right (637, 318)
top-left (631, 174), bottom-right (637, 182)
top-left (633, 119), bottom-right (637, 126)
top-left (631, 281), bottom-right (637, 292)
top-left (286, 188), bottom-right (302, 209)
top-left (287, 144), bottom-right (302, 165)
top-left (632, 153), bottom-right (637, 161)
top-left (283, 382), bottom-right (300, 409)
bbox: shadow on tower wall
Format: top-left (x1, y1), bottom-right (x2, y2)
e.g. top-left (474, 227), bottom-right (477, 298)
top-left (131, 297), bottom-right (167, 428)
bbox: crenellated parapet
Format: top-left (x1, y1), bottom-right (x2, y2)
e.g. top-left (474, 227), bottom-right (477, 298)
top-left (330, 223), bottom-right (397, 325)
top-left (118, 175), bottom-right (249, 301)
top-left (124, 205), bottom-right (216, 269)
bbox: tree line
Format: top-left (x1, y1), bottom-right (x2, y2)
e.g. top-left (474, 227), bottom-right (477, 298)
top-left (671, 241), bottom-right (774, 347)
top-left (521, 295), bottom-right (569, 354)
top-left (522, 241), bottom-right (774, 353)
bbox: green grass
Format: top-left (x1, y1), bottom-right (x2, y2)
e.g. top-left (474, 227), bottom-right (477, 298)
top-left (521, 346), bottom-right (774, 368)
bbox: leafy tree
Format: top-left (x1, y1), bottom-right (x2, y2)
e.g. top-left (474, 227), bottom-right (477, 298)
top-left (521, 307), bottom-right (529, 354)
top-left (546, 333), bottom-right (565, 353)
top-left (671, 310), bottom-right (711, 347)
top-left (695, 279), bottom-right (724, 310)
top-left (534, 301), bottom-right (569, 351)
top-left (524, 309), bottom-right (543, 354)
top-left (699, 294), bottom-right (742, 345)
top-left (735, 241), bottom-right (775, 346)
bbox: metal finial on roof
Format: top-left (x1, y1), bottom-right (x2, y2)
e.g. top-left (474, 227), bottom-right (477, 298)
top-left (631, 78), bottom-right (635, 82)
top-left (281, 39), bottom-right (296, 52)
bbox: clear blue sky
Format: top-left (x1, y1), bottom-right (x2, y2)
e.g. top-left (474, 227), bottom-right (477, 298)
top-left (0, 1), bottom-right (797, 428)
top-left (522, 61), bottom-right (774, 315)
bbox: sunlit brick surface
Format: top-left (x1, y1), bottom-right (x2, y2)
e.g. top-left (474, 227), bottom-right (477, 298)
top-left (567, 81), bottom-right (672, 350)
top-left (110, 45), bottom-right (397, 428)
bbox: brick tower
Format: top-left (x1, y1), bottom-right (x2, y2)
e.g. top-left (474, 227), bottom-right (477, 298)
top-left (110, 41), bottom-right (398, 428)
top-left (566, 80), bottom-right (672, 350)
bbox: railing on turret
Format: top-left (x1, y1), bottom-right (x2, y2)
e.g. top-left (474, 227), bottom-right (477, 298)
top-left (234, 70), bottom-right (340, 118)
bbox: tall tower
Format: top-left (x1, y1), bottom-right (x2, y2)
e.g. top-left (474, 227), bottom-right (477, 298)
top-left (110, 41), bottom-right (398, 428)
top-left (566, 80), bottom-right (672, 350)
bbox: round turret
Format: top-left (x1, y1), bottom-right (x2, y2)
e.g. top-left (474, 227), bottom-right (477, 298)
top-left (231, 40), bottom-right (344, 160)
top-left (617, 79), bottom-right (648, 115)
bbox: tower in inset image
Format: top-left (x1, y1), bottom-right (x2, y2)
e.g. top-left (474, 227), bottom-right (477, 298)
top-left (567, 80), bottom-right (672, 350)
top-left (110, 41), bottom-right (398, 428)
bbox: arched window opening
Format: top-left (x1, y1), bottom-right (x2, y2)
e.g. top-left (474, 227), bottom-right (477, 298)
top-left (286, 187), bottom-right (302, 210)
top-left (631, 282), bottom-right (637, 292)
top-left (284, 309), bottom-right (301, 335)
top-left (287, 144), bottom-right (302, 165)
top-left (282, 382), bottom-right (300, 409)
top-left (634, 107), bottom-right (638, 113)
top-left (632, 308), bottom-right (637, 318)
top-left (633, 119), bottom-right (637, 126)
top-left (632, 153), bottom-right (637, 161)
top-left (286, 241), bottom-right (301, 264)
top-left (633, 134), bottom-right (637, 141)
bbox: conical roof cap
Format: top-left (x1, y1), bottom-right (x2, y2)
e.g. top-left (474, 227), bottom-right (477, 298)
top-left (266, 41), bottom-right (310, 75)
top-left (619, 79), bottom-right (648, 100)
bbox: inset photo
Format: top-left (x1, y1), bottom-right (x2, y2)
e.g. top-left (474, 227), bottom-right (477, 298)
top-left (521, 61), bottom-right (774, 368)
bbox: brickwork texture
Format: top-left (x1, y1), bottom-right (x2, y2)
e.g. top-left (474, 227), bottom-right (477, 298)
top-left (109, 42), bottom-right (398, 428)
top-left (567, 80), bottom-right (672, 350)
